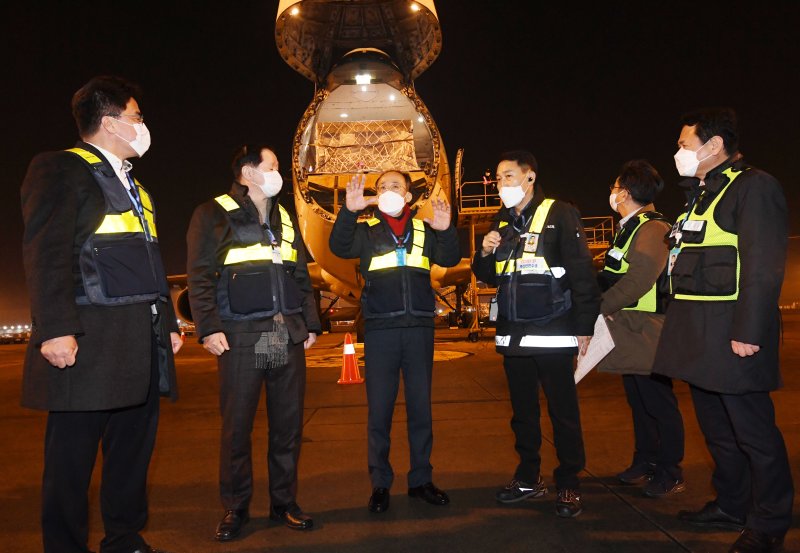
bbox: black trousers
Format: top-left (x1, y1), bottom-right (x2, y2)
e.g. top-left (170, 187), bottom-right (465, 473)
top-left (622, 374), bottom-right (684, 481)
top-left (42, 333), bottom-right (160, 553)
top-left (364, 326), bottom-right (434, 489)
top-left (218, 340), bottom-right (305, 510)
top-left (503, 353), bottom-right (585, 490)
top-left (690, 385), bottom-right (794, 537)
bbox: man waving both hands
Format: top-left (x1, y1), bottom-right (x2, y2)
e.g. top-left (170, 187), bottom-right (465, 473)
top-left (329, 170), bottom-right (460, 514)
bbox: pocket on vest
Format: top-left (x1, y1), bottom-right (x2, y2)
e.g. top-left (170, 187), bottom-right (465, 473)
top-left (93, 240), bottom-right (159, 297)
top-left (228, 270), bottom-right (274, 314)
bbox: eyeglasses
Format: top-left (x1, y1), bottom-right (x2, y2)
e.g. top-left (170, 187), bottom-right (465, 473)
top-left (111, 112), bottom-right (144, 124)
top-left (609, 184), bottom-right (623, 192)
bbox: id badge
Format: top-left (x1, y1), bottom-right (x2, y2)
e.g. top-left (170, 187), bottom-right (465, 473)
top-left (523, 233), bottom-right (539, 254)
top-left (395, 247), bottom-right (407, 267)
top-left (489, 297), bottom-right (498, 321)
top-left (667, 247), bottom-right (680, 276)
top-left (271, 246), bottom-right (283, 265)
top-left (517, 257), bottom-right (547, 275)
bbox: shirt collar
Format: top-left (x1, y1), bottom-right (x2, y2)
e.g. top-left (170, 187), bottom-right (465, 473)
top-left (86, 142), bottom-right (131, 187)
top-left (618, 205), bottom-right (645, 227)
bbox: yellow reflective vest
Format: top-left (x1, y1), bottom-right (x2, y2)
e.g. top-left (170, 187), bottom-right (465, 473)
top-left (212, 194), bottom-right (304, 320)
top-left (670, 167), bottom-right (745, 301)
top-left (601, 212), bottom-right (669, 313)
top-left (68, 147), bottom-right (167, 306)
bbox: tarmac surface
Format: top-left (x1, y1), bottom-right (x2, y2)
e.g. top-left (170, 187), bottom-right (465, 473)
top-left (1, 316), bottom-right (799, 553)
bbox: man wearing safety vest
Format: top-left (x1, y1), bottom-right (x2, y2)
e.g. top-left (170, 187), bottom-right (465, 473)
top-left (595, 160), bottom-right (685, 498)
top-left (186, 145), bottom-right (321, 538)
top-left (472, 150), bottom-right (600, 518)
top-left (654, 108), bottom-right (793, 553)
top-left (20, 76), bottom-right (182, 553)
top-left (329, 170), bottom-right (460, 514)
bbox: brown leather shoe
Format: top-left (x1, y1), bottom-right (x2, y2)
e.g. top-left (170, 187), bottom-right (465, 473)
top-left (270, 502), bottom-right (313, 530)
top-left (214, 508), bottom-right (249, 541)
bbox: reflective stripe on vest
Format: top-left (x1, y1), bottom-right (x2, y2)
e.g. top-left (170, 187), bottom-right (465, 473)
top-left (367, 218), bottom-right (430, 271)
top-left (66, 148), bottom-right (158, 238)
top-left (496, 199), bottom-right (555, 275)
top-left (603, 213), bottom-right (661, 312)
top-left (214, 195), bottom-right (298, 265)
top-left (495, 335), bottom-right (579, 348)
top-left (672, 167), bottom-right (742, 301)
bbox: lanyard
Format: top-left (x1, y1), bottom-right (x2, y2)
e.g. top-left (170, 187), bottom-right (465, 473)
top-left (394, 229), bottom-right (412, 249)
top-left (262, 223), bottom-right (278, 246)
top-left (124, 173), bottom-right (152, 241)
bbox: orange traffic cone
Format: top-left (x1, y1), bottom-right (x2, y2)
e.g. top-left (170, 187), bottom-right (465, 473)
top-left (338, 332), bottom-right (364, 384)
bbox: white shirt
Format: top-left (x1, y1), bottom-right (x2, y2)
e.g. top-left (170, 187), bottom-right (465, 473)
top-left (86, 142), bottom-right (132, 189)
top-left (618, 205), bottom-right (645, 228)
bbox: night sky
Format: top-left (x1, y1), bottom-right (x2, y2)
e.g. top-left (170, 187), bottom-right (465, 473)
top-left (2, 1), bottom-right (799, 321)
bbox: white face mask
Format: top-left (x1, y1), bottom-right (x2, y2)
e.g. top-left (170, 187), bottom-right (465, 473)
top-left (115, 119), bottom-right (151, 157)
top-left (378, 190), bottom-right (406, 216)
top-left (498, 173), bottom-right (530, 208)
top-left (674, 139), bottom-right (712, 177)
top-left (609, 192), bottom-right (620, 213)
top-left (258, 170), bottom-right (283, 197)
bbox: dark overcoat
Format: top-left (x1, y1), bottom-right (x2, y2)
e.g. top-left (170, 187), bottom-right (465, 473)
top-left (20, 142), bottom-right (178, 411)
top-left (652, 159), bottom-right (787, 393)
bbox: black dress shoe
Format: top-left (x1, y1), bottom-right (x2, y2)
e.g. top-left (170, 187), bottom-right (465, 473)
top-left (408, 482), bottom-right (450, 505)
top-left (729, 528), bottom-right (785, 553)
top-left (215, 508), bottom-right (249, 541)
top-left (369, 487), bottom-right (390, 513)
top-left (677, 500), bottom-right (745, 530)
top-left (270, 502), bottom-right (314, 530)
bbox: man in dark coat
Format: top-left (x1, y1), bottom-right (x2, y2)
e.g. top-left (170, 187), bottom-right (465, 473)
top-left (653, 107), bottom-right (793, 553)
top-left (20, 76), bottom-right (181, 553)
top-left (329, 170), bottom-right (460, 514)
top-left (187, 145), bottom-right (321, 537)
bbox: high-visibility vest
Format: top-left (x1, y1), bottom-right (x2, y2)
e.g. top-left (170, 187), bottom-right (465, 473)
top-left (211, 194), bottom-right (304, 320)
top-left (495, 199), bottom-right (554, 276)
top-left (602, 211), bottom-right (669, 313)
top-left (214, 194), bottom-right (298, 266)
top-left (366, 217), bottom-right (430, 272)
top-left (670, 167), bottom-right (745, 301)
top-left (68, 147), bottom-right (166, 306)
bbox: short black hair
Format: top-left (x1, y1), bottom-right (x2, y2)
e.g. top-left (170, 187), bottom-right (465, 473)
top-left (616, 159), bottom-right (664, 206)
top-left (71, 76), bottom-right (142, 137)
top-left (498, 150), bottom-right (539, 174)
top-left (231, 144), bottom-right (275, 180)
top-left (376, 169), bottom-right (412, 191)
top-left (681, 107), bottom-right (739, 155)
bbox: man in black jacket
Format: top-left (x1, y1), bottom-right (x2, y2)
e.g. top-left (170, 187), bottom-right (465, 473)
top-left (472, 150), bottom-right (600, 518)
top-left (20, 76), bottom-right (182, 553)
top-left (329, 170), bottom-right (460, 514)
top-left (186, 145), bottom-right (321, 538)
top-left (654, 108), bottom-right (793, 553)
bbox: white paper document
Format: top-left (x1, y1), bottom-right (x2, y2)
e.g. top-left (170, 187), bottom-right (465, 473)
top-left (574, 315), bottom-right (615, 384)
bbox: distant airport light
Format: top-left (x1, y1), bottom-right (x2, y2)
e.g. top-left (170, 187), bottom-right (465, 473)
top-left (355, 73), bottom-right (372, 85)
top-left (290, 6), bottom-right (300, 16)
top-left (339, 113), bottom-right (349, 118)
top-left (410, 2), bottom-right (420, 12)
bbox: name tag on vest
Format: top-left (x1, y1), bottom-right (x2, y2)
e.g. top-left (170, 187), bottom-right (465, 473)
top-left (518, 257), bottom-right (548, 275)
top-left (272, 246), bottom-right (283, 265)
top-left (682, 219), bottom-right (705, 232)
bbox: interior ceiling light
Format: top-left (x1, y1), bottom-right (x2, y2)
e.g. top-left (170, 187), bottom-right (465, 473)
top-left (340, 113), bottom-right (349, 118)
top-left (355, 73), bottom-right (372, 85)
top-left (410, 2), bottom-right (420, 12)
top-left (290, 6), bottom-right (300, 16)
